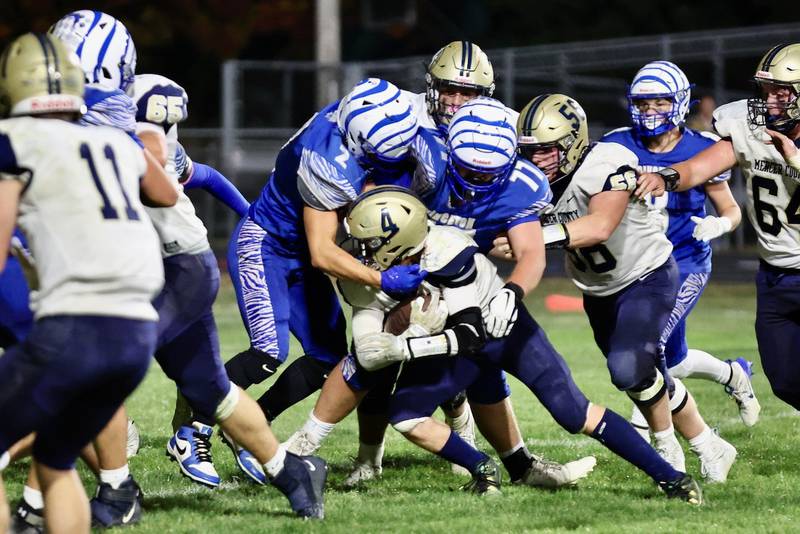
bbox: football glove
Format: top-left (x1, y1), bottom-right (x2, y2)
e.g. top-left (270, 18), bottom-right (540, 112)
top-left (406, 291), bottom-right (448, 338)
top-left (380, 264), bottom-right (428, 300)
top-left (483, 283), bottom-right (523, 338)
top-left (355, 332), bottom-right (408, 371)
top-left (690, 215), bottom-right (732, 242)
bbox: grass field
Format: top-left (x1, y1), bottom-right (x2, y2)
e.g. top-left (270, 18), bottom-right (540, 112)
top-left (5, 277), bottom-right (800, 533)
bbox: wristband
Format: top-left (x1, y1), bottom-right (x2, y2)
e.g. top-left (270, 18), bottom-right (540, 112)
top-left (657, 167), bottom-right (680, 192)
top-left (503, 281), bottom-right (525, 302)
top-left (542, 223), bottom-right (570, 249)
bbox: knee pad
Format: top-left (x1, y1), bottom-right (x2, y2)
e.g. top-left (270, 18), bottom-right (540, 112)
top-left (214, 384), bottom-right (240, 422)
top-left (668, 377), bottom-right (689, 413)
top-left (626, 369), bottom-right (666, 407)
top-left (224, 347), bottom-right (280, 388)
top-left (439, 390), bottom-right (467, 412)
top-left (392, 417), bottom-right (427, 434)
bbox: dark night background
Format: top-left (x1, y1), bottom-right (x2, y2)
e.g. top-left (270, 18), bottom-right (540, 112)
top-left (2, 0), bottom-right (798, 127)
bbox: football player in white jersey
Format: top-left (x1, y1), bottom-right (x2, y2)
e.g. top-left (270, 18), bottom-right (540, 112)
top-left (635, 43), bottom-right (800, 411)
top-left (0, 33), bottom-right (175, 534)
top-left (602, 61), bottom-right (758, 435)
top-left (515, 93), bottom-right (737, 483)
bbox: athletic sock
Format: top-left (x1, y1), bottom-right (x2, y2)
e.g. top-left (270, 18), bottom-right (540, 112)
top-left (264, 446), bottom-right (287, 478)
top-left (302, 411), bottom-right (336, 447)
top-left (436, 430), bottom-right (489, 474)
top-left (499, 441), bottom-right (532, 482)
top-left (447, 405), bottom-right (471, 432)
top-left (591, 409), bottom-right (682, 483)
top-left (680, 349), bottom-right (731, 383)
top-left (99, 464), bottom-right (130, 489)
top-left (653, 425), bottom-right (676, 447)
top-left (356, 441), bottom-right (385, 466)
top-left (688, 425), bottom-right (713, 456)
top-left (23, 485), bottom-right (43, 510)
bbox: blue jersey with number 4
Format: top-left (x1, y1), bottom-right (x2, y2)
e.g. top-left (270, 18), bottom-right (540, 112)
top-left (600, 127), bottom-right (730, 273)
top-left (410, 129), bottom-right (552, 253)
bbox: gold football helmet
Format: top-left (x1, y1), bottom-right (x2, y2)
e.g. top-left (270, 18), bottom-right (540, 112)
top-left (0, 33), bottom-right (85, 118)
top-left (517, 93), bottom-right (589, 183)
top-left (425, 41), bottom-right (495, 127)
top-left (748, 43), bottom-right (800, 133)
top-left (345, 186), bottom-right (429, 270)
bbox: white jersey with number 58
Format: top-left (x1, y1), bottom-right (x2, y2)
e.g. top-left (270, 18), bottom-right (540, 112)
top-left (0, 117), bottom-right (163, 320)
top-left (132, 73), bottom-right (209, 257)
top-left (713, 99), bottom-right (800, 269)
top-left (545, 141), bottom-right (673, 296)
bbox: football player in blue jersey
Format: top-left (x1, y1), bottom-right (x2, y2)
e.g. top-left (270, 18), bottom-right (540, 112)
top-left (600, 61), bottom-right (759, 434)
top-left (286, 98), bottom-right (598, 489)
top-left (635, 43), bottom-right (800, 412)
top-left (516, 93), bottom-right (738, 484)
top-left (0, 231), bottom-right (33, 350)
top-left (219, 78), bottom-right (423, 425)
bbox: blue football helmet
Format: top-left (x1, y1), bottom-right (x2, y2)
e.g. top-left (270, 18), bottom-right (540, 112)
top-left (446, 97), bottom-right (517, 202)
top-left (50, 10), bottom-right (137, 94)
top-left (627, 61), bottom-right (692, 137)
top-left (337, 78), bottom-right (418, 178)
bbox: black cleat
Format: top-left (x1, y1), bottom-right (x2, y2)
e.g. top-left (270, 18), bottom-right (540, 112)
top-left (90, 476), bottom-right (143, 527)
top-left (659, 474), bottom-right (703, 505)
top-left (10, 499), bottom-right (44, 534)
top-left (460, 458), bottom-right (502, 496)
top-left (270, 453), bottom-right (327, 519)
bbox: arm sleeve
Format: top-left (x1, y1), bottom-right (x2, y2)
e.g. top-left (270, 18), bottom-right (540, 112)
top-left (297, 147), bottom-right (359, 211)
top-left (184, 162), bottom-right (250, 218)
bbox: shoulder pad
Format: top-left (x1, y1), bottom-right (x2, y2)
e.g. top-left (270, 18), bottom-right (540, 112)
top-left (337, 278), bottom-right (398, 312)
top-left (696, 129), bottom-right (721, 143)
top-left (711, 100), bottom-right (748, 138)
top-left (132, 74), bottom-right (189, 129)
top-left (421, 225), bottom-right (478, 273)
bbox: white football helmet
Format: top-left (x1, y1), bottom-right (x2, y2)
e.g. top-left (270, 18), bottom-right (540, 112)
top-left (447, 97), bottom-right (517, 201)
top-left (50, 10), bottom-right (137, 94)
top-left (627, 61), bottom-right (692, 137)
top-left (337, 78), bottom-right (418, 170)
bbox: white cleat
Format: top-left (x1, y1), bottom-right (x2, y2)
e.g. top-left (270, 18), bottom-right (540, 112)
top-left (516, 455), bottom-right (597, 488)
top-left (445, 405), bottom-right (476, 477)
top-left (126, 419), bottom-right (140, 459)
top-left (699, 434), bottom-right (737, 484)
top-left (343, 461), bottom-right (382, 488)
top-left (283, 430), bottom-right (321, 456)
top-left (655, 436), bottom-right (686, 473)
top-left (726, 359), bottom-right (761, 427)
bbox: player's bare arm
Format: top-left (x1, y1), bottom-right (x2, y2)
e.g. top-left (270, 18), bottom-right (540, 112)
top-left (505, 220), bottom-right (545, 295)
top-left (304, 206), bottom-right (382, 288)
top-left (634, 139), bottom-right (737, 198)
top-left (138, 128), bottom-right (169, 167)
top-left (0, 180), bottom-right (23, 273)
top-left (140, 149), bottom-right (179, 207)
top-left (563, 190), bottom-right (629, 249)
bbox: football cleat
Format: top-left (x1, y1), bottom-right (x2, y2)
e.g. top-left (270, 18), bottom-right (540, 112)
top-left (343, 460), bottom-right (383, 488)
top-left (270, 453), bottom-right (327, 519)
top-left (166, 422), bottom-right (220, 488)
top-left (126, 419), bottom-right (140, 458)
top-left (460, 458), bottom-right (502, 496)
top-left (658, 474), bottom-right (703, 505)
top-left (654, 435), bottom-right (686, 473)
top-left (725, 358), bottom-right (761, 427)
top-left (220, 430), bottom-right (267, 485)
top-left (90, 476), bottom-right (143, 527)
top-left (515, 455), bottom-right (596, 488)
top-left (284, 429), bottom-right (322, 457)
top-left (697, 433), bottom-right (737, 483)
top-left (445, 407), bottom-right (476, 477)
top-left (11, 499), bottom-right (44, 534)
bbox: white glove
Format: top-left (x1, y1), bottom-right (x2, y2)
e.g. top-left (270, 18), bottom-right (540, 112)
top-left (406, 291), bottom-right (448, 338)
top-left (355, 332), bottom-right (409, 371)
top-left (690, 215), bottom-right (732, 242)
top-left (482, 287), bottom-right (519, 338)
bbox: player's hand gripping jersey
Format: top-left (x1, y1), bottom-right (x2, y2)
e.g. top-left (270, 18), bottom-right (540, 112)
top-left (714, 100), bottom-right (800, 268)
top-left (0, 117), bottom-right (162, 320)
top-left (545, 142), bottom-right (673, 296)
top-left (410, 128), bottom-right (551, 252)
top-left (601, 127), bottom-right (730, 273)
top-left (131, 74), bottom-right (209, 256)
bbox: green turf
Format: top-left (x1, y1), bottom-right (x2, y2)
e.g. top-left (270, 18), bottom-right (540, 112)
top-left (5, 277), bottom-right (800, 532)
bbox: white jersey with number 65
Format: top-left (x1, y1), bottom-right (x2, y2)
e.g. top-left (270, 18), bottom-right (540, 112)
top-left (0, 117), bottom-right (163, 320)
top-left (545, 141), bottom-right (673, 297)
top-left (713, 99), bottom-right (800, 269)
